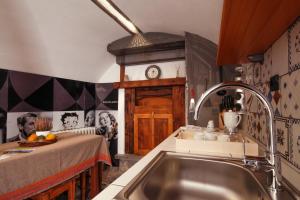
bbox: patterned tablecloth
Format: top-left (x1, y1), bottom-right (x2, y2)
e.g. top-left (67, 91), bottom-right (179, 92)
top-left (0, 132), bottom-right (111, 200)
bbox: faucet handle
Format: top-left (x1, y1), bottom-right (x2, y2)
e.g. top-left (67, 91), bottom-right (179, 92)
top-left (243, 155), bottom-right (269, 170)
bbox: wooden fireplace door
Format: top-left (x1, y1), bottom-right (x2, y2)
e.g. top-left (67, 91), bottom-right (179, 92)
top-left (125, 85), bottom-right (185, 155)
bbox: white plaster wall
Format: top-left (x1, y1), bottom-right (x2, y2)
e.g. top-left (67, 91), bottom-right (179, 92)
top-left (98, 63), bottom-right (120, 83)
top-left (99, 60), bottom-right (186, 83)
top-left (117, 89), bottom-right (125, 154)
top-left (125, 60), bottom-right (186, 81)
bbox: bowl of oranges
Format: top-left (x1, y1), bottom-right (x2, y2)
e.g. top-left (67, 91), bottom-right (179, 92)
top-left (19, 132), bottom-right (57, 147)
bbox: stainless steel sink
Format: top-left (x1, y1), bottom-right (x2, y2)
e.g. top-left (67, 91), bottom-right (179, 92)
top-left (115, 152), bottom-right (296, 200)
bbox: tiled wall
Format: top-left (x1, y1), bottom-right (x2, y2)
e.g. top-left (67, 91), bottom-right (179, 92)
top-left (241, 18), bottom-right (300, 190)
top-left (0, 68), bottom-right (118, 144)
top-left (0, 69), bottom-right (96, 142)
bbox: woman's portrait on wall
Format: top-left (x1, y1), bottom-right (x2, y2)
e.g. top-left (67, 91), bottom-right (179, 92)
top-left (96, 110), bottom-right (118, 166)
top-left (84, 110), bottom-right (95, 127)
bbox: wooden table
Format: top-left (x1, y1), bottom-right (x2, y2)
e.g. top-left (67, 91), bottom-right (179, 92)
top-left (0, 133), bottom-right (111, 200)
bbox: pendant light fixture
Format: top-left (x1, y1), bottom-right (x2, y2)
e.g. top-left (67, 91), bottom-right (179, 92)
top-left (91, 0), bottom-right (141, 35)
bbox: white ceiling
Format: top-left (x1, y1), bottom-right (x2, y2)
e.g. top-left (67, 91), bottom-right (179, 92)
top-left (113, 0), bottom-right (223, 44)
top-left (0, 0), bottom-right (127, 82)
top-left (0, 0), bottom-right (223, 83)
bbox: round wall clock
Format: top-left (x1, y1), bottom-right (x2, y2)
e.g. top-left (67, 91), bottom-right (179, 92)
top-left (145, 65), bottom-right (161, 80)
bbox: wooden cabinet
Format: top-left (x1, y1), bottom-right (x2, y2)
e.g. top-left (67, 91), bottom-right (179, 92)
top-left (134, 113), bottom-right (173, 155)
top-left (217, 0), bottom-right (300, 65)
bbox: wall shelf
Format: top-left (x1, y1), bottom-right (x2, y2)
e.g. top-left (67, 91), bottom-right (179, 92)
top-left (113, 77), bottom-right (186, 89)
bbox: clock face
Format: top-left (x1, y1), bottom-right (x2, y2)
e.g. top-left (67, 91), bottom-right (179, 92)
top-left (145, 65), bottom-right (161, 79)
top-left (149, 68), bottom-right (159, 78)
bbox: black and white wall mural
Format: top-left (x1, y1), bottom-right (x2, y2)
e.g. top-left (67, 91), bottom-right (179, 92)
top-left (84, 109), bottom-right (95, 127)
top-left (0, 68), bottom-right (119, 165)
top-left (95, 83), bottom-right (119, 166)
top-left (7, 112), bottom-right (53, 141)
top-left (52, 111), bottom-right (84, 131)
top-left (95, 110), bottom-right (118, 166)
top-left (0, 69), bottom-right (98, 142)
top-left (96, 83), bottom-right (118, 110)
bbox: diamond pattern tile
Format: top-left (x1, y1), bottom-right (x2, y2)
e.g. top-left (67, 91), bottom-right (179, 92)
top-left (243, 63), bottom-right (254, 85)
top-left (244, 92), bottom-right (252, 112)
top-left (246, 94), bottom-right (259, 113)
top-left (256, 113), bottom-right (263, 142)
top-left (253, 63), bottom-right (262, 85)
top-left (246, 113), bottom-right (255, 138)
top-left (260, 113), bottom-right (268, 146)
top-left (291, 122), bottom-right (300, 168)
top-left (276, 120), bottom-right (289, 157)
top-left (273, 91), bottom-right (281, 105)
top-left (246, 114), bottom-right (252, 135)
top-left (241, 18), bottom-right (300, 174)
top-left (271, 90), bottom-right (282, 116)
top-left (280, 71), bottom-right (300, 118)
top-left (261, 83), bottom-right (270, 98)
top-left (251, 113), bottom-right (259, 139)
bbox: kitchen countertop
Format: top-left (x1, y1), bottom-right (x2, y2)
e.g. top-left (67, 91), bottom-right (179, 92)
top-left (93, 128), bottom-right (246, 200)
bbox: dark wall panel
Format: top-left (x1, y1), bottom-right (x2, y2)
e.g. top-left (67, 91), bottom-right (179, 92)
top-left (8, 71), bottom-right (53, 112)
top-left (0, 68), bottom-right (98, 143)
top-left (95, 83), bottom-right (118, 110)
top-left (53, 78), bottom-right (85, 111)
top-left (0, 69), bottom-right (8, 143)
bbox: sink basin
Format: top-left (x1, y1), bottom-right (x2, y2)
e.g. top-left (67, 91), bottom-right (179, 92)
top-left (115, 152), bottom-right (276, 200)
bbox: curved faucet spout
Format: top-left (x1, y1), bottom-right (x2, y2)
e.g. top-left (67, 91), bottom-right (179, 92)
top-left (194, 81), bottom-right (281, 189)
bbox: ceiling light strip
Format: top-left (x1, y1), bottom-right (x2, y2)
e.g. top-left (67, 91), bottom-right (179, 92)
top-left (91, 0), bottom-right (141, 35)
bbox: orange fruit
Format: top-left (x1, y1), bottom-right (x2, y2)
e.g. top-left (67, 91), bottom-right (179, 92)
top-left (27, 133), bottom-right (38, 142)
top-left (46, 133), bottom-right (56, 141)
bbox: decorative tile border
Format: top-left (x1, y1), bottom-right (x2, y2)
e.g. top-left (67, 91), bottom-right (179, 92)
top-left (245, 97), bottom-right (300, 170)
top-left (275, 119), bottom-right (288, 158)
top-left (288, 17), bottom-right (300, 74)
top-left (288, 64), bottom-right (300, 74)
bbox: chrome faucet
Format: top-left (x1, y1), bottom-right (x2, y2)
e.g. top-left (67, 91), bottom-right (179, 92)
top-left (194, 81), bottom-right (281, 190)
